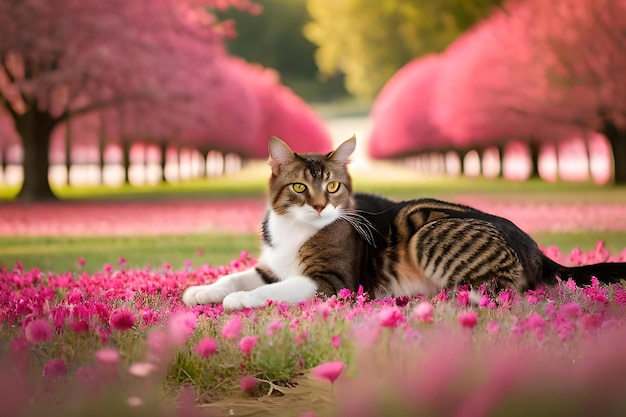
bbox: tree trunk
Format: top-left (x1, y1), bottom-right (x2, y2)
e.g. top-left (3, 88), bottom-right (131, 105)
top-left (602, 120), bottom-right (626, 184)
top-left (65, 118), bottom-right (72, 186)
top-left (98, 112), bottom-right (106, 185)
top-left (497, 144), bottom-right (505, 178)
top-left (15, 109), bottom-right (57, 201)
top-left (122, 140), bottom-right (131, 184)
top-left (0, 142), bottom-right (6, 177)
top-left (527, 142), bottom-right (541, 179)
top-left (458, 150), bottom-right (468, 176)
top-left (159, 142), bottom-right (167, 183)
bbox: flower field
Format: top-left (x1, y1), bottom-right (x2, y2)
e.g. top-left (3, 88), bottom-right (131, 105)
top-left (2, 241), bottom-right (626, 417)
top-left (2, 192), bottom-right (626, 417)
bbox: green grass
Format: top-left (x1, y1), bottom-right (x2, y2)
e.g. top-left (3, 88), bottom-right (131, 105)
top-left (0, 234), bottom-right (260, 273)
top-left (2, 231), bottom-right (625, 274)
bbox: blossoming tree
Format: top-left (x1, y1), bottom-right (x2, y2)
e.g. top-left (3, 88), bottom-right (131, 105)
top-left (0, 0), bottom-right (259, 201)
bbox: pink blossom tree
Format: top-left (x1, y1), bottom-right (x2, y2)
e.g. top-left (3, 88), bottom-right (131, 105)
top-left (228, 58), bottom-right (332, 158)
top-left (368, 55), bottom-right (450, 160)
top-left (433, 0), bottom-right (626, 182)
top-left (0, 0), bottom-right (260, 201)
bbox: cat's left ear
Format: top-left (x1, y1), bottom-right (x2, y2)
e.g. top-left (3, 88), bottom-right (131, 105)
top-left (328, 135), bottom-right (356, 164)
top-left (268, 136), bottom-right (296, 175)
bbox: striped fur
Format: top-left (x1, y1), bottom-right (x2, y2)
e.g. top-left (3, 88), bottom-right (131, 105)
top-left (182, 137), bottom-right (626, 309)
top-left (260, 140), bottom-right (626, 299)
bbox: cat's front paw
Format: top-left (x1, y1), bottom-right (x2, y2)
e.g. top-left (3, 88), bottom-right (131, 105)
top-left (223, 291), bottom-right (266, 311)
top-left (182, 284), bottom-right (233, 306)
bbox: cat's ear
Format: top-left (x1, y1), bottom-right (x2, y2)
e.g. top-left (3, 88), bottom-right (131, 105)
top-left (268, 136), bottom-right (296, 175)
top-left (328, 135), bottom-right (356, 164)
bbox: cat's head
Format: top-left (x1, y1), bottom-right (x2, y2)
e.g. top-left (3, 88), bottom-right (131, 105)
top-left (267, 136), bottom-right (356, 228)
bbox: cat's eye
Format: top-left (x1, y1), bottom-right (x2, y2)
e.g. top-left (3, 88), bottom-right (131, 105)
top-left (326, 181), bottom-right (340, 193)
top-left (292, 183), bottom-right (307, 193)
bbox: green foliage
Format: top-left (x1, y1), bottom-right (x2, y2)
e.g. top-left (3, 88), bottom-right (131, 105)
top-left (304, 0), bottom-right (505, 98)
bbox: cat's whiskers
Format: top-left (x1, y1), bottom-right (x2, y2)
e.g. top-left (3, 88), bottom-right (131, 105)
top-left (337, 210), bottom-right (377, 248)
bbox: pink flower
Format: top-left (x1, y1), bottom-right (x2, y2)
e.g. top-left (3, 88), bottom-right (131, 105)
top-left (456, 288), bottom-right (470, 307)
top-left (331, 335), bottom-right (341, 348)
top-left (221, 315), bottom-right (242, 339)
top-left (524, 312), bottom-right (547, 340)
top-left (77, 257), bottom-right (86, 268)
top-left (338, 288), bottom-right (352, 299)
top-left (140, 308), bottom-right (158, 326)
top-left (95, 348), bottom-right (120, 364)
top-left (66, 289), bottom-right (83, 305)
top-left (24, 319), bottom-right (54, 344)
top-left (266, 319), bottom-right (285, 336)
top-left (239, 336), bottom-right (259, 355)
top-left (412, 301), bottom-right (434, 323)
top-left (559, 302), bottom-right (582, 320)
top-left (311, 361), bottom-right (346, 384)
top-left (458, 311), bottom-right (478, 329)
top-left (129, 362), bottom-right (158, 377)
top-left (379, 307), bottom-right (405, 328)
top-left (167, 311), bottom-right (197, 344)
top-left (109, 308), bottom-right (136, 331)
top-left (195, 338), bottom-right (218, 358)
top-left (239, 376), bottom-right (258, 393)
top-left (486, 320), bottom-right (500, 335)
top-left (43, 358), bottom-right (67, 379)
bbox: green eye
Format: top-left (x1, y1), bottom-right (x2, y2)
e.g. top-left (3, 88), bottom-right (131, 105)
top-left (326, 181), bottom-right (340, 193)
top-left (292, 183), bottom-right (307, 193)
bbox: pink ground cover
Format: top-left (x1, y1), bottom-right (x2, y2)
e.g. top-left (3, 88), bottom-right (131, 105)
top-left (2, 244), bottom-right (626, 416)
top-left (0, 198), bottom-right (266, 236)
top-left (0, 198), bottom-right (625, 236)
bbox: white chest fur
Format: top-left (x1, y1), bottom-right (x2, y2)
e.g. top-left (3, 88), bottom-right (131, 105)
top-left (260, 209), bottom-right (328, 281)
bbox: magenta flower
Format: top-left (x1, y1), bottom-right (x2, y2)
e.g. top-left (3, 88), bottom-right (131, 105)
top-left (311, 361), bottom-right (346, 384)
top-left (459, 311), bottom-right (478, 329)
top-left (559, 302), bottom-right (582, 320)
top-left (43, 358), bottom-right (67, 379)
top-left (524, 312), bottom-right (546, 339)
top-left (24, 319), bottom-right (54, 344)
top-left (195, 338), bottom-right (218, 358)
top-left (77, 257), bottom-right (86, 268)
top-left (379, 307), bottom-right (405, 328)
top-left (331, 335), bottom-right (341, 348)
top-left (239, 336), bottom-right (259, 356)
top-left (338, 288), bottom-right (352, 299)
top-left (412, 301), bottom-right (434, 323)
top-left (221, 315), bottom-right (242, 339)
top-left (239, 376), bottom-right (258, 393)
top-left (109, 308), bottom-right (136, 331)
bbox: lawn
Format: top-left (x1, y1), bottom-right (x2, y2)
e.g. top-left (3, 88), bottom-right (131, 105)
top-left (2, 166), bottom-right (626, 417)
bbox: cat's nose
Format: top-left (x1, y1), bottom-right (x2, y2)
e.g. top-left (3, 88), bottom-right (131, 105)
top-left (312, 204), bottom-right (325, 214)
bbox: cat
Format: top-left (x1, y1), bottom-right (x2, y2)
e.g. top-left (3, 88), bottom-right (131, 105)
top-left (182, 136), bottom-right (626, 310)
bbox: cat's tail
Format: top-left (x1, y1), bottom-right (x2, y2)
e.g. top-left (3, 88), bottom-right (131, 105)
top-left (541, 256), bottom-right (626, 286)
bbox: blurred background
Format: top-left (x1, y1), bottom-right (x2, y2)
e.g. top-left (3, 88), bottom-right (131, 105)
top-left (1, 0), bottom-right (625, 271)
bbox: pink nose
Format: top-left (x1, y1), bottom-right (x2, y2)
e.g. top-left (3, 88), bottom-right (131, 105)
top-left (312, 205), bottom-right (324, 214)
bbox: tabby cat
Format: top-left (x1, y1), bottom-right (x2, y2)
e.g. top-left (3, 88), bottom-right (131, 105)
top-left (182, 136), bottom-right (626, 310)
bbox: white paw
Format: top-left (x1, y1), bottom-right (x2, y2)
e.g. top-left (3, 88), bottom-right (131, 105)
top-left (182, 284), bottom-right (233, 306)
top-left (223, 291), bottom-right (266, 311)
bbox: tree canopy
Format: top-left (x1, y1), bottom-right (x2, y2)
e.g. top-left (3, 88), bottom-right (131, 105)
top-left (304, 0), bottom-right (504, 98)
top-left (368, 0), bottom-right (626, 183)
